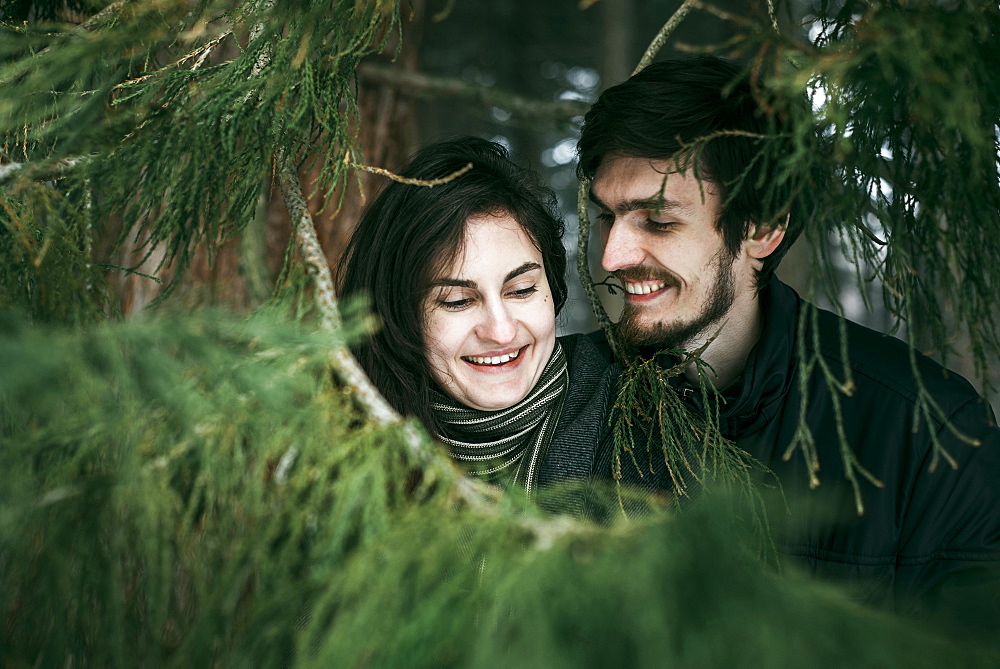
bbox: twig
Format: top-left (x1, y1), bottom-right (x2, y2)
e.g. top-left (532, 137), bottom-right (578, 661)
top-left (592, 277), bottom-right (623, 295)
top-left (686, 0), bottom-right (751, 26)
top-left (278, 162), bottom-right (398, 422)
top-left (576, 177), bottom-right (619, 357)
top-left (767, 0), bottom-right (779, 33)
top-left (245, 2), bottom-right (417, 451)
top-left (113, 30), bottom-right (234, 90)
top-left (431, 0), bottom-right (457, 22)
top-left (632, 0), bottom-right (698, 76)
top-left (357, 63), bottom-right (588, 125)
top-left (29, 0), bottom-right (132, 62)
top-left (349, 160), bottom-right (473, 186)
top-left (79, 0), bottom-right (129, 29)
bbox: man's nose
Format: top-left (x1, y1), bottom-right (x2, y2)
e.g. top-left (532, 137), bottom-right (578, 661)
top-left (477, 304), bottom-right (517, 345)
top-left (601, 220), bottom-right (644, 273)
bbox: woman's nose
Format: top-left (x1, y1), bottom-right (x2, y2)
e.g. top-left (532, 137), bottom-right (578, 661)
top-left (477, 305), bottom-right (517, 344)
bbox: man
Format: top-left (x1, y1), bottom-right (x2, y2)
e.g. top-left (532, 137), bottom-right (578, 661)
top-left (577, 55), bottom-right (1000, 630)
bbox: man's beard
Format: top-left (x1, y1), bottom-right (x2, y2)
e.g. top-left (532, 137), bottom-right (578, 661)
top-left (615, 248), bottom-right (737, 351)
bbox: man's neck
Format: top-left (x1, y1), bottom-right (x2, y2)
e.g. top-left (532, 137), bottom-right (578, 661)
top-left (681, 289), bottom-right (763, 390)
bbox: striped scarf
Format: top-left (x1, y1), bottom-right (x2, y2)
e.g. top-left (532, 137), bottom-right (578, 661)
top-left (430, 342), bottom-right (569, 494)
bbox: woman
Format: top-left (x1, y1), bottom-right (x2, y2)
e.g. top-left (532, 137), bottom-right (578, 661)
top-left (338, 137), bottom-right (610, 495)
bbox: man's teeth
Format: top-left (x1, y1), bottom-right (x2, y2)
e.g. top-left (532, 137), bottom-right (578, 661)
top-left (625, 282), bottom-right (666, 295)
top-left (466, 349), bottom-right (521, 365)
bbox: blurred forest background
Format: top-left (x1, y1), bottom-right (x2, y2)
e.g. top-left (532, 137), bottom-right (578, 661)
top-left (71, 0), bottom-right (995, 400)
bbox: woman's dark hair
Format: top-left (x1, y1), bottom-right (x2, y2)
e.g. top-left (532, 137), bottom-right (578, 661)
top-left (577, 55), bottom-right (802, 286)
top-left (338, 136), bottom-right (566, 434)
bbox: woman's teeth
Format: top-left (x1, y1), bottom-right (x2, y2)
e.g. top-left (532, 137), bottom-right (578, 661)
top-left (465, 349), bottom-right (521, 365)
top-left (624, 281), bottom-right (666, 295)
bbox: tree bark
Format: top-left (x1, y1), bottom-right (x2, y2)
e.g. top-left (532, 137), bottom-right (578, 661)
top-left (106, 4), bottom-right (425, 315)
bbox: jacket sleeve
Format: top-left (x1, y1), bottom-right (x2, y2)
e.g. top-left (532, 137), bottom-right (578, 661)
top-left (894, 397), bottom-right (1000, 638)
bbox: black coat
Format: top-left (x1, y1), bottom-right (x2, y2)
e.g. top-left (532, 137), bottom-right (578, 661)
top-left (593, 279), bottom-right (1000, 630)
top-left (537, 333), bottom-right (612, 510)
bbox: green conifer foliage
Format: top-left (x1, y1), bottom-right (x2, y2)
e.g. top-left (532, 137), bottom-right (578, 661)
top-left (2, 0), bottom-right (1000, 664)
top-left (2, 313), bottom-right (998, 665)
top-left (745, 0), bottom-right (1000, 502)
top-left (0, 312), bottom-right (437, 664)
top-left (0, 181), bottom-right (109, 323)
top-left (1, 0), bottom-right (399, 313)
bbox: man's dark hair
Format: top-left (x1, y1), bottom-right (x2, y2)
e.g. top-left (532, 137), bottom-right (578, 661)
top-left (338, 136), bottom-right (567, 434)
top-left (577, 55), bottom-right (800, 285)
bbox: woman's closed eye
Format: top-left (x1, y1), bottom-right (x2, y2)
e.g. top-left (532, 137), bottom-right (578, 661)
top-left (438, 295), bottom-right (474, 311)
top-left (434, 278), bottom-right (538, 311)
top-left (508, 285), bottom-right (537, 299)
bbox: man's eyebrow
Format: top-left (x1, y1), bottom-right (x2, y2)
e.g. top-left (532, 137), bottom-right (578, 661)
top-left (588, 190), bottom-right (609, 210)
top-left (588, 191), bottom-right (692, 215)
top-left (505, 262), bottom-right (541, 283)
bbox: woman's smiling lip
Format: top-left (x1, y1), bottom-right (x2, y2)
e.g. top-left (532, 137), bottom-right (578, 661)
top-left (461, 344), bottom-right (528, 369)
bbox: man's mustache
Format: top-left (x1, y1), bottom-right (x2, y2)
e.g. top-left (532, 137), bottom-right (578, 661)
top-left (613, 266), bottom-right (681, 290)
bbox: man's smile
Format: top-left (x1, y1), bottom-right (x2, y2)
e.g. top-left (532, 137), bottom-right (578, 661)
top-left (615, 265), bottom-right (681, 302)
top-left (621, 277), bottom-right (678, 304)
top-left (624, 279), bottom-right (668, 295)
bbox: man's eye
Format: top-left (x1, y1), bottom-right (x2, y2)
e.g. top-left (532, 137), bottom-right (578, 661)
top-left (509, 285), bottom-right (538, 299)
top-left (646, 218), bottom-right (676, 231)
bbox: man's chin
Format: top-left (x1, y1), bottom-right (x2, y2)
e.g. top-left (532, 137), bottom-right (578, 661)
top-left (616, 318), bottom-right (681, 350)
top-left (615, 313), bottom-right (710, 351)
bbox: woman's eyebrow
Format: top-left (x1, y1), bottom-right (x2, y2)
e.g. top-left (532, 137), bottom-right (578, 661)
top-left (430, 262), bottom-right (540, 288)
top-left (431, 278), bottom-right (475, 289)
top-left (505, 262), bottom-right (541, 283)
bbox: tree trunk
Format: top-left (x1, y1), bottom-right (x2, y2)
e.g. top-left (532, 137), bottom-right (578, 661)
top-left (107, 4), bottom-right (425, 315)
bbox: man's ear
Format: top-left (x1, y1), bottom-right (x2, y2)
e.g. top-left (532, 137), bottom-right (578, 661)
top-left (745, 217), bottom-right (788, 260)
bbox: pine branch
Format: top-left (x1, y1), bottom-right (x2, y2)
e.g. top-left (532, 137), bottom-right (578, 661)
top-left (632, 0), bottom-right (697, 75)
top-left (28, 0), bottom-right (128, 59)
top-left (242, 1), bottom-right (422, 454)
top-left (278, 162), bottom-right (402, 426)
top-left (0, 156), bottom-right (87, 186)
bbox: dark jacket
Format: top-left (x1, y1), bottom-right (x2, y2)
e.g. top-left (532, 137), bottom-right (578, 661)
top-left (539, 333), bottom-right (612, 491)
top-left (594, 279), bottom-right (1000, 629)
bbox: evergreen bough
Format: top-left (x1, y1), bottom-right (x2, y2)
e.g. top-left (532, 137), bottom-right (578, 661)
top-left (2, 0), bottom-right (999, 664)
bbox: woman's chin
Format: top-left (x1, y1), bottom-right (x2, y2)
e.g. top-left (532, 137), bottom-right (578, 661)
top-left (453, 377), bottom-right (534, 413)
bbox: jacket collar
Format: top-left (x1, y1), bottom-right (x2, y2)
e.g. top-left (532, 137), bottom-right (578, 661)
top-left (669, 278), bottom-right (800, 438)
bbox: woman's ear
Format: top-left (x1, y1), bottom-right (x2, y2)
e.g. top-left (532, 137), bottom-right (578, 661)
top-left (745, 217), bottom-right (788, 260)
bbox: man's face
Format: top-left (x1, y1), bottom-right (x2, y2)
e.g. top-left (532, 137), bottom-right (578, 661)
top-left (590, 154), bottom-right (759, 350)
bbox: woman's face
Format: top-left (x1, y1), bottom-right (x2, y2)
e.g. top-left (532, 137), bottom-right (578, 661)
top-left (423, 213), bottom-right (557, 411)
